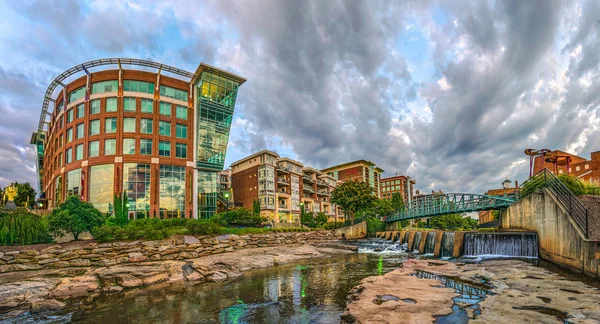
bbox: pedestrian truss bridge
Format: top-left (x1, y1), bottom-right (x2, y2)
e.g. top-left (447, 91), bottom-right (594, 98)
top-left (385, 193), bottom-right (516, 222)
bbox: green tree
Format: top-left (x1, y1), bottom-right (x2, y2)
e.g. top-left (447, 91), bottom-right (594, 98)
top-left (391, 192), bottom-right (405, 211)
top-left (0, 211), bottom-right (52, 245)
top-left (369, 198), bottom-right (395, 218)
top-left (47, 196), bottom-right (105, 240)
top-left (301, 211), bottom-right (314, 227)
top-left (314, 212), bottom-right (328, 227)
top-left (429, 213), bottom-right (471, 230)
top-left (331, 179), bottom-right (377, 224)
top-left (113, 193), bottom-right (129, 226)
top-left (252, 199), bottom-right (261, 214)
top-left (8, 182), bottom-right (36, 208)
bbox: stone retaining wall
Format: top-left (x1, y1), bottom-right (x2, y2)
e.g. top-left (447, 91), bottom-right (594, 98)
top-left (334, 221), bottom-right (367, 239)
top-left (0, 231), bottom-right (336, 274)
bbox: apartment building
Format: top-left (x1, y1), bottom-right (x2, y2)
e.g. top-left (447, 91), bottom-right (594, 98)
top-left (321, 160), bottom-right (384, 198)
top-left (230, 150), bottom-right (344, 224)
top-left (380, 175), bottom-right (415, 203)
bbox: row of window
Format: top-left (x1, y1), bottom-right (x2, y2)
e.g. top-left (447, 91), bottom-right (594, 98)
top-left (382, 186), bottom-right (402, 192)
top-left (382, 179), bottom-right (402, 186)
top-left (58, 138), bottom-right (187, 165)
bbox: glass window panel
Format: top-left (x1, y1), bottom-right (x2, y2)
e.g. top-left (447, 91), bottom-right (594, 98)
top-left (89, 140), bottom-right (99, 157)
top-left (68, 87), bottom-right (85, 103)
top-left (105, 117), bottom-right (117, 133)
top-left (75, 144), bottom-right (83, 160)
top-left (66, 168), bottom-right (81, 198)
top-left (66, 148), bottom-right (72, 163)
top-left (140, 139), bottom-right (152, 155)
top-left (176, 143), bottom-right (187, 159)
top-left (159, 141), bottom-right (171, 157)
top-left (66, 109), bottom-right (73, 123)
top-left (89, 119), bottom-right (100, 136)
top-left (176, 124), bottom-right (187, 139)
top-left (54, 176), bottom-right (62, 204)
top-left (176, 105), bottom-right (188, 120)
top-left (124, 97), bottom-right (136, 112)
top-left (76, 123), bottom-right (84, 139)
top-left (104, 139), bottom-right (116, 155)
top-left (90, 99), bottom-right (100, 114)
top-left (123, 117), bottom-right (136, 132)
top-left (91, 80), bottom-right (118, 94)
top-left (159, 121), bottom-right (170, 136)
top-left (159, 85), bottom-right (188, 101)
top-left (124, 80), bottom-right (154, 94)
top-left (123, 138), bottom-right (135, 155)
top-left (123, 163), bottom-right (151, 216)
top-left (106, 97), bottom-right (117, 112)
top-left (140, 118), bottom-right (153, 134)
top-left (141, 98), bottom-right (153, 113)
top-left (77, 104), bottom-right (84, 118)
top-left (159, 165), bottom-right (186, 215)
top-left (159, 102), bottom-right (171, 116)
top-left (88, 164), bottom-right (114, 213)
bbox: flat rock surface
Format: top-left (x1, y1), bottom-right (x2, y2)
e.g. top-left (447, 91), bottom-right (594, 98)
top-left (343, 259), bottom-right (600, 324)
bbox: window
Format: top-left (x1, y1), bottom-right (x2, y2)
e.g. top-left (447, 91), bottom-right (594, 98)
top-left (88, 164), bottom-right (114, 212)
top-left (58, 153), bottom-right (63, 166)
top-left (89, 119), bottom-right (100, 136)
top-left (159, 141), bottom-right (171, 157)
top-left (159, 85), bottom-right (188, 101)
top-left (176, 143), bottom-right (187, 159)
top-left (58, 116), bottom-right (64, 129)
top-left (66, 169), bottom-right (81, 197)
top-left (159, 165), bottom-right (186, 215)
top-left (66, 148), bottom-right (72, 164)
top-left (159, 102), bottom-right (171, 116)
top-left (89, 140), bottom-right (99, 157)
top-left (90, 99), bottom-right (100, 114)
top-left (123, 138), bottom-right (135, 155)
top-left (77, 104), bottom-right (84, 119)
top-left (66, 109), bottom-right (74, 123)
top-left (141, 98), bottom-right (153, 113)
top-left (66, 128), bottom-right (73, 143)
top-left (123, 117), bottom-right (136, 132)
top-left (123, 80), bottom-right (154, 94)
top-left (176, 124), bottom-right (187, 139)
top-left (59, 135), bottom-right (63, 147)
top-left (176, 105), bottom-right (187, 120)
top-left (75, 144), bottom-right (83, 160)
top-left (123, 163), bottom-right (152, 217)
top-left (140, 118), bottom-right (153, 134)
top-left (576, 166), bottom-right (581, 171)
top-left (104, 139), bottom-right (116, 155)
top-left (54, 176), bottom-right (62, 204)
top-left (76, 123), bottom-right (84, 139)
top-left (91, 80), bottom-right (118, 94)
top-left (105, 117), bottom-right (117, 133)
top-left (68, 86), bottom-right (85, 103)
top-left (140, 139), bottom-right (152, 155)
top-left (124, 97), bottom-right (136, 112)
top-left (105, 97), bottom-right (117, 112)
top-left (159, 121), bottom-right (171, 136)
top-left (199, 72), bottom-right (239, 108)
top-left (585, 164), bottom-right (590, 170)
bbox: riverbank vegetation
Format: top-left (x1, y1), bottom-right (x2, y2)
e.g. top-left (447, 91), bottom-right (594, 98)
top-left (0, 211), bottom-right (52, 245)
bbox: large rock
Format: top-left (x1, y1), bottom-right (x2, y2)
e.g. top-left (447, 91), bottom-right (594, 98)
top-left (50, 275), bottom-right (99, 298)
top-left (0, 278), bottom-right (61, 309)
top-left (128, 252), bottom-right (148, 263)
top-left (183, 236), bottom-right (200, 244)
top-left (30, 299), bottom-right (65, 312)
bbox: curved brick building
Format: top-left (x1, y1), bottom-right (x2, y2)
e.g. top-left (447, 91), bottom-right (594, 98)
top-left (31, 58), bottom-right (245, 219)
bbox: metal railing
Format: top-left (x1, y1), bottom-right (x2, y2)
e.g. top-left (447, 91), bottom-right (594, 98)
top-left (515, 168), bottom-right (588, 237)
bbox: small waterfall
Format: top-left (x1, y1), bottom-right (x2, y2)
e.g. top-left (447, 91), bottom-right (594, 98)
top-left (357, 238), bottom-right (407, 253)
top-left (412, 232), bottom-right (422, 252)
top-left (393, 232), bottom-right (400, 242)
top-left (402, 232), bottom-right (409, 244)
top-left (424, 232), bottom-right (436, 255)
top-left (441, 232), bottom-right (455, 258)
top-left (463, 233), bottom-right (538, 258)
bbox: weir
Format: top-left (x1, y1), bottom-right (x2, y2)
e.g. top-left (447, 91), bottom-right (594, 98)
top-left (463, 232), bottom-right (538, 258)
top-left (424, 232), bottom-right (436, 254)
top-left (402, 232), bottom-right (409, 244)
top-left (441, 232), bottom-right (455, 258)
top-left (412, 232), bottom-right (422, 252)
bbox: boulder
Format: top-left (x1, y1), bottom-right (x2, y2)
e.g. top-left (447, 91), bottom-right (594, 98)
top-left (30, 299), bottom-right (65, 313)
top-left (183, 236), bottom-right (200, 244)
top-left (128, 252), bottom-right (148, 263)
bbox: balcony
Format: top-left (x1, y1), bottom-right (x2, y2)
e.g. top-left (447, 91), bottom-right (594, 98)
top-left (317, 179), bottom-right (329, 187)
top-left (303, 186), bottom-right (315, 193)
top-left (277, 189), bottom-right (290, 195)
top-left (317, 190), bottom-right (330, 196)
top-left (278, 205), bottom-right (289, 211)
top-left (277, 177), bottom-right (289, 186)
top-left (303, 175), bottom-right (315, 183)
top-left (277, 165), bottom-right (291, 173)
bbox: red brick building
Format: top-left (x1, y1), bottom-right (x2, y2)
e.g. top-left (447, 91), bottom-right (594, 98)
top-left (380, 175), bottom-right (415, 203)
top-left (533, 150), bottom-right (600, 184)
top-left (321, 160), bottom-right (384, 198)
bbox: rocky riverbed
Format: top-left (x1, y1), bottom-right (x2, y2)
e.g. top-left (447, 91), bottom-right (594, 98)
top-left (342, 259), bottom-right (600, 323)
top-left (0, 236), bottom-right (354, 321)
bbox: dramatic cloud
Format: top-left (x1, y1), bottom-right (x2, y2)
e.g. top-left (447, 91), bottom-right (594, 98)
top-left (0, 0), bottom-right (599, 195)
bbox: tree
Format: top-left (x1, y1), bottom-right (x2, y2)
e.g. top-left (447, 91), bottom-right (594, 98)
top-left (331, 179), bottom-right (377, 224)
top-left (113, 193), bottom-right (129, 226)
top-left (368, 198), bottom-right (395, 218)
top-left (314, 212), bottom-right (328, 227)
top-left (391, 192), bottom-right (405, 211)
top-left (301, 211), bottom-right (314, 227)
top-left (252, 199), bottom-right (261, 215)
top-left (429, 213), bottom-right (472, 230)
top-left (8, 182), bottom-right (36, 208)
top-left (47, 196), bottom-right (105, 240)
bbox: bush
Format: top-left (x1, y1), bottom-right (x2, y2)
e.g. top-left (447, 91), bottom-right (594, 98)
top-left (186, 220), bottom-right (221, 235)
top-left (322, 222), bottom-right (344, 230)
top-left (211, 208), bottom-right (264, 227)
top-left (48, 196), bottom-right (106, 240)
top-left (557, 174), bottom-right (585, 196)
top-left (365, 217), bottom-right (385, 234)
top-left (0, 211), bottom-right (53, 245)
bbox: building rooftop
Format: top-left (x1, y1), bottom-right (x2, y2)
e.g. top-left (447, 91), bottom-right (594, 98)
top-left (321, 159), bottom-right (385, 173)
top-left (277, 157), bottom-right (304, 167)
top-left (229, 149), bottom-right (279, 167)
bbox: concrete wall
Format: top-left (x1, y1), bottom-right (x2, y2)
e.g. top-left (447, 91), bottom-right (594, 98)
top-left (334, 221), bottom-right (367, 239)
top-left (375, 230), bottom-right (467, 258)
top-left (502, 188), bottom-right (600, 277)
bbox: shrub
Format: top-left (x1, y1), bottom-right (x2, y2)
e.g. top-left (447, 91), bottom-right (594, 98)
top-left (322, 222), bottom-right (345, 230)
top-left (0, 211), bottom-right (53, 245)
top-left (186, 220), bottom-right (221, 235)
top-left (365, 217), bottom-right (385, 234)
top-left (557, 174), bottom-right (584, 196)
top-left (211, 208), bottom-right (264, 227)
top-left (48, 196), bottom-right (106, 240)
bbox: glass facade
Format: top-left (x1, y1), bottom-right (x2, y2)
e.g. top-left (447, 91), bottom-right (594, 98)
top-left (67, 128), bottom-right (73, 143)
top-left (159, 141), bottom-right (171, 157)
top-left (66, 168), bottom-right (81, 198)
top-left (54, 175), bottom-right (62, 205)
top-left (159, 121), bottom-right (170, 136)
top-left (67, 109), bottom-right (73, 123)
top-left (106, 97), bottom-right (117, 112)
top-left (176, 124), bottom-right (187, 139)
top-left (159, 102), bottom-right (171, 116)
top-left (175, 143), bottom-right (187, 159)
top-left (77, 104), bottom-right (84, 119)
top-left (76, 123), bottom-right (84, 139)
top-left (66, 148), bottom-right (72, 163)
top-left (105, 117), bottom-right (117, 133)
top-left (141, 99), bottom-right (153, 113)
top-left (123, 117), bottom-right (136, 132)
top-left (123, 80), bottom-right (154, 94)
top-left (123, 138), bottom-right (135, 155)
top-left (123, 163), bottom-right (151, 218)
top-left (140, 139), bottom-right (152, 155)
top-left (91, 80), bottom-right (118, 94)
top-left (75, 144), bottom-right (83, 160)
top-left (88, 164), bottom-right (114, 213)
top-left (90, 99), bottom-right (100, 114)
top-left (159, 165), bottom-right (186, 218)
top-left (68, 86), bottom-right (85, 103)
top-left (198, 171), bottom-right (217, 219)
top-left (105, 139), bottom-right (116, 155)
top-left (89, 140), bottom-right (99, 157)
top-left (140, 118), bottom-right (153, 134)
top-left (176, 105), bottom-right (188, 120)
top-left (160, 85), bottom-right (188, 101)
top-left (124, 97), bottom-right (136, 112)
top-left (89, 119), bottom-right (100, 135)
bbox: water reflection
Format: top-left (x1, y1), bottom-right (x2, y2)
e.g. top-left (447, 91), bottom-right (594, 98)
top-left (54, 254), bottom-right (404, 324)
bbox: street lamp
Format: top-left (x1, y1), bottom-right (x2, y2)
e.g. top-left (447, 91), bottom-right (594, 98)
top-left (224, 192), bottom-right (230, 219)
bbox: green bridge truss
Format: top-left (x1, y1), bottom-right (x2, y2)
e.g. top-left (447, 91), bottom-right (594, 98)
top-left (385, 193), bottom-right (516, 222)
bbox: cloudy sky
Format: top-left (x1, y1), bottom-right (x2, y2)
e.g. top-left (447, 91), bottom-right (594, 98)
top-left (0, 0), bottom-right (599, 194)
